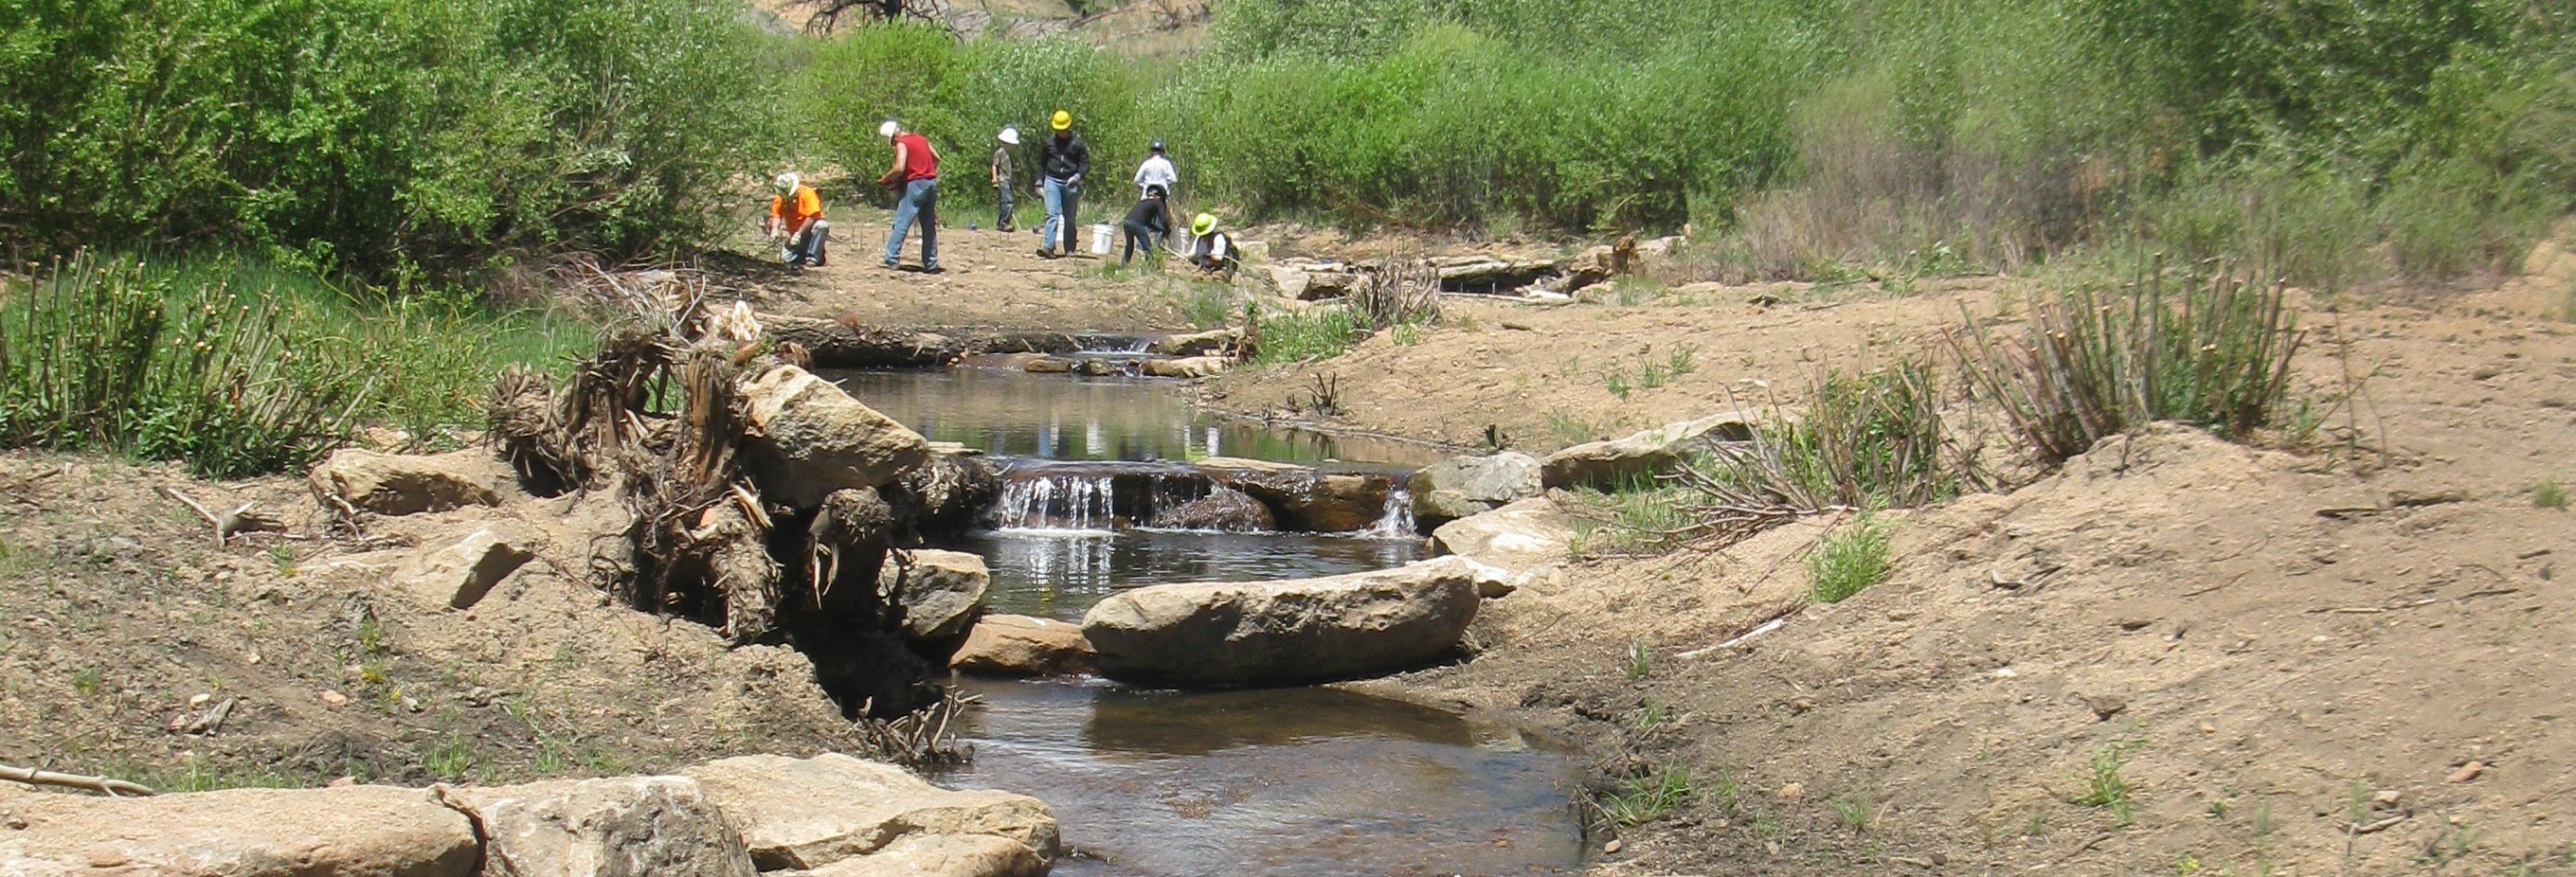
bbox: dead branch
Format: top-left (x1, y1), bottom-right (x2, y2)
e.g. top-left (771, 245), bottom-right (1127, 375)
top-left (157, 486), bottom-right (281, 546)
top-left (0, 761), bottom-right (155, 796)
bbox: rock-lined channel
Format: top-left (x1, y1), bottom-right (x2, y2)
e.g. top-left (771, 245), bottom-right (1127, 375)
top-left (831, 356), bottom-right (1584, 876)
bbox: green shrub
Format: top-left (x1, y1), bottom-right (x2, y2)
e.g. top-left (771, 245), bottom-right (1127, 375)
top-left (1247, 305), bottom-right (1367, 366)
top-left (0, 253), bottom-right (586, 476)
top-left (1954, 260), bottom-right (2304, 464)
top-left (0, 0), bottom-right (782, 277)
top-left (1807, 514), bottom-right (1896, 603)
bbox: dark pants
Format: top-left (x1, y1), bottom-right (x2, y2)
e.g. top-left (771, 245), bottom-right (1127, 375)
top-left (1121, 220), bottom-right (1162, 265)
top-left (996, 184), bottom-right (1015, 231)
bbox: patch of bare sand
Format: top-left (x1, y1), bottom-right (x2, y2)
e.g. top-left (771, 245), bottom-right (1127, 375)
top-left (0, 452), bottom-right (862, 787)
top-left (1342, 280), bottom-right (2576, 874)
top-left (733, 215), bottom-right (1221, 332)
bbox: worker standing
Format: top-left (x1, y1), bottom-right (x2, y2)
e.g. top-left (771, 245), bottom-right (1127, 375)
top-left (1133, 140), bottom-right (1176, 200)
top-left (876, 119), bottom-right (941, 273)
top-left (991, 126), bottom-right (1020, 233)
top-left (765, 172), bottom-right (828, 267)
top-left (1035, 110), bottom-right (1090, 259)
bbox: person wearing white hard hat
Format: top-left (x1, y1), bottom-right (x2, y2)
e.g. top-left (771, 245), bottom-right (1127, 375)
top-left (764, 171), bottom-right (828, 267)
top-left (875, 119), bottom-right (942, 272)
top-left (991, 127), bottom-right (1021, 233)
top-left (1132, 140), bottom-right (1176, 201)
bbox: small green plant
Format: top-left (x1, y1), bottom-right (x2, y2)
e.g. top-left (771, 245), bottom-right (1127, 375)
top-left (1622, 640), bottom-right (1652, 682)
top-left (1630, 699), bottom-right (1669, 734)
top-left (268, 544), bottom-right (297, 578)
top-left (356, 617), bottom-right (389, 656)
top-left (2533, 477), bottom-right (2567, 510)
top-left (1636, 361), bottom-right (1670, 389)
top-left (1603, 368), bottom-right (1632, 401)
top-left (1832, 790), bottom-right (1875, 832)
top-left (1595, 765), bottom-right (1694, 827)
top-left (423, 732), bottom-right (482, 782)
top-left (1249, 306), bottom-right (1367, 366)
top-left (1391, 323), bottom-right (1424, 346)
top-left (1666, 344), bottom-right (1699, 378)
top-left (72, 666), bottom-right (104, 697)
top-left (1806, 515), bottom-right (1896, 603)
top-left (1546, 409), bottom-right (1596, 447)
top-left (1179, 281), bottom-right (1236, 329)
top-left (2075, 740), bottom-right (2146, 826)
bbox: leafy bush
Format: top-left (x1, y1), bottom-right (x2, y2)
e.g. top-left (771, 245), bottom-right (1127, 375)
top-left (0, 0), bottom-right (782, 278)
top-left (1807, 514), bottom-right (1896, 603)
top-left (0, 253), bottom-right (588, 476)
top-left (1953, 260), bottom-right (2304, 464)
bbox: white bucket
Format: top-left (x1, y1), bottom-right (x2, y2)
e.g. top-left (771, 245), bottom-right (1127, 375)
top-left (1089, 224), bottom-right (1114, 255)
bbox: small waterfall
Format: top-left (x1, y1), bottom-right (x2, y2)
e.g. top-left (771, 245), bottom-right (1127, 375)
top-left (994, 474), bottom-right (1119, 532)
top-left (1370, 487), bottom-right (1417, 538)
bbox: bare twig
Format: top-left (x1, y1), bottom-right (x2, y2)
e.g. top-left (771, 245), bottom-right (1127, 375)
top-left (0, 761), bottom-right (155, 796)
top-left (157, 486), bottom-right (281, 546)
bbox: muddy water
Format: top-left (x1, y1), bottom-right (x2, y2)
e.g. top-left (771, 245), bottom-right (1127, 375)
top-left (830, 363), bottom-right (1585, 876)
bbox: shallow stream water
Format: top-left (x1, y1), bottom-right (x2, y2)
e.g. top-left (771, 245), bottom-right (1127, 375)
top-left (831, 361), bottom-right (1585, 876)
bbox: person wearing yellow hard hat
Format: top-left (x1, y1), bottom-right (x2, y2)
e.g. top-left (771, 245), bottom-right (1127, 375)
top-left (1033, 109), bottom-right (1090, 258)
top-left (1186, 211), bottom-right (1235, 278)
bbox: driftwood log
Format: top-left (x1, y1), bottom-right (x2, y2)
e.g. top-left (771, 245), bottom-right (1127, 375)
top-left (1, 762), bottom-right (155, 796)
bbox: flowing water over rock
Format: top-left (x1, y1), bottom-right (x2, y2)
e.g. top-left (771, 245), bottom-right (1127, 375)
top-left (831, 362), bottom-right (1584, 876)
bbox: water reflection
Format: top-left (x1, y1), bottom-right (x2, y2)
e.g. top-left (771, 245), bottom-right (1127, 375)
top-left (828, 367), bottom-right (1448, 468)
top-left (937, 528), bottom-right (1427, 621)
top-left (939, 679), bottom-right (1584, 877)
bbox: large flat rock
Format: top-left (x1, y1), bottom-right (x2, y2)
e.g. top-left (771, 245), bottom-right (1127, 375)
top-left (680, 754), bottom-right (1058, 871)
top-left (949, 614), bottom-right (1096, 677)
top-left (1080, 558), bottom-right (1483, 687)
top-left (780, 834), bottom-right (1047, 877)
top-left (1430, 497), bottom-right (1578, 574)
top-left (438, 776), bottom-right (755, 877)
top-left (1539, 412), bottom-right (1756, 491)
top-left (0, 784), bottom-right (477, 876)
top-left (308, 448), bottom-right (504, 516)
top-left (738, 366), bottom-right (930, 510)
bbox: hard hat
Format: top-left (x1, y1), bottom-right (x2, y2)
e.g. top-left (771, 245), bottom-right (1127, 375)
top-left (775, 172), bottom-right (800, 194)
top-left (878, 119), bottom-right (901, 140)
top-left (1050, 110), bottom-right (1072, 132)
top-left (998, 126), bottom-right (1020, 146)
top-left (1191, 212), bottom-right (1216, 237)
top-left (1150, 140), bottom-right (1165, 152)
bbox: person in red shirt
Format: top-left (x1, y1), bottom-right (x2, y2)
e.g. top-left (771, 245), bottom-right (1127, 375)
top-left (765, 172), bottom-right (828, 267)
top-left (876, 119), bottom-right (941, 272)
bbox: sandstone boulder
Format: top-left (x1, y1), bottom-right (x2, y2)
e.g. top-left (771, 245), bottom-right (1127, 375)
top-left (1080, 559), bottom-right (1481, 686)
top-left (1265, 266), bottom-right (1308, 298)
top-left (949, 614), bottom-right (1096, 677)
top-left (739, 366), bottom-right (930, 509)
top-left (681, 754), bottom-right (1059, 871)
top-left (780, 834), bottom-right (1047, 877)
top-left (399, 526), bottom-right (539, 610)
top-left (437, 776), bottom-right (754, 877)
top-left (1147, 488), bottom-right (1275, 532)
top-left (1197, 457), bottom-right (1393, 532)
top-left (1406, 452), bottom-right (1542, 524)
top-left (884, 548), bottom-right (990, 641)
top-left (1139, 355), bottom-right (1228, 379)
top-left (308, 448), bottom-right (502, 516)
top-left (894, 453), bottom-right (1002, 536)
top-left (1301, 270), bottom-right (1364, 300)
top-left (1021, 357), bottom-right (1072, 374)
top-left (0, 784), bottom-right (477, 876)
top-left (1540, 412), bottom-right (1757, 491)
top-left (1430, 497), bottom-right (1578, 574)
top-left (1145, 328), bottom-right (1240, 356)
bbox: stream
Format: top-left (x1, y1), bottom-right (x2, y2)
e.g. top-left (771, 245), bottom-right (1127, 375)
top-left (831, 356), bottom-right (1586, 876)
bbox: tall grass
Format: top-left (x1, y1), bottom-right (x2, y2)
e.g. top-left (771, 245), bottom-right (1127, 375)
top-left (1950, 259), bottom-right (2304, 464)
top-left (1807, 515), bottom-right (1896, 603)
top-left (0, 253), bottom-right (590, 477)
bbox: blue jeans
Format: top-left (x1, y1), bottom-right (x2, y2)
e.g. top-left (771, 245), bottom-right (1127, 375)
top-left (784, 221), bottom-right (828, 265)
top-left (1040, 177), bottom-right (1080, 254)
top-left (886, 178), bottom-right (938, 268)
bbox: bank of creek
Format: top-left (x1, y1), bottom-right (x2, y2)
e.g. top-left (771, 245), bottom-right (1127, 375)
top-left (835, 349), bottom-right (1585, 876)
